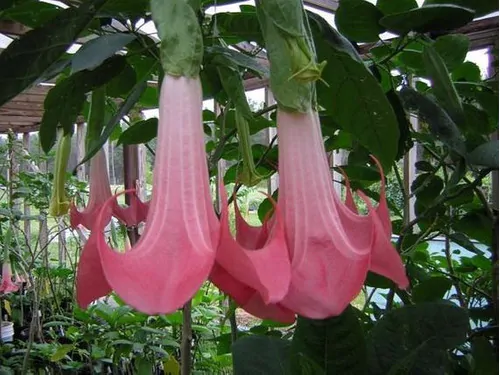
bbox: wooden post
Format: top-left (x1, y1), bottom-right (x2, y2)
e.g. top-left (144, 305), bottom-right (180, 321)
top-left (22, 132), bottom-right (31, 241)
top-left (123, 144), bottom-right (141, 244)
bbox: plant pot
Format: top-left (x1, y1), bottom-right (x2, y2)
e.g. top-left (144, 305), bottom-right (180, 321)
top-left (1, 321), bottom-right (14, 343)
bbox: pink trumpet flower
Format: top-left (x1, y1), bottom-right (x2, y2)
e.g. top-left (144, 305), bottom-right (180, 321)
top-left (214, 185), bottom-right (291, 305)
top-left (89, 75), bottom-right (219, 314)
top-left (276, 109), bottom-right (409, 319)
top-left (70, 150), bottom-right (148, 230)
top-left (0, 262), bottom-right (19, 294)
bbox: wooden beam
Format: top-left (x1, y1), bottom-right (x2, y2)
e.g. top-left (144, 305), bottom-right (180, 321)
top-left (0, 20), bottom-right (29, 36)
top-left (304, 0), bottom-right (338, 12)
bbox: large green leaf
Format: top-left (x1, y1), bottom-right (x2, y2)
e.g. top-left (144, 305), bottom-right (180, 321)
top-left (71, 33), bottom-right (137, 73)
top-left (232, 336), bottom-right (291, 375)
top-left (467, 139), bottom-right (499, 169)
top-left (213, 10), bottom-right (263, 44)
top-left (1, 0), bottom-right (61, 27)
top-left (376, 0), bottom-right (418, 15)
top-left (291, 307), bottom-right (367, 375)
top-left (117, 118), bottom-right (158, 146)
top-left (412, 276), bottom-right (452, 303)
top-left (398, 87), bottom-right (466, 156)
top-left (423, 0), bottom-right (497, 17)
top-left (206, 45), bottom-right (269, 78)
top-left (423, 44), bottom-right (465, 127)
top-left (310, 13), bottom-right (399, 170)
top-left (367, 302), bottom-right (469, 375)
top-left (434, 34), bottom-right (470, 71)
top-left (335, 0), bottom-right (385, 42)
top-left (40, 55), bottom-right (126, 152)
top-left (379, 5), bottom-right (474, 35)
top-left (0, 0), bottom-right (108, 107)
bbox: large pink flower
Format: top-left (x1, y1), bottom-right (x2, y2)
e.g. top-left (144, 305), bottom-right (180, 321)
top-left (0, 262), bottom-right (19, 294)
top-left (83, 74), bottom-right (219, 314)
top-left (276, 109), bottom-right (409, 319)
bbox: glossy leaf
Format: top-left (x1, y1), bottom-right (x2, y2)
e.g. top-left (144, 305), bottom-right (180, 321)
top-left (0, 0), bottom-right (108, 107)
top-left (71, 33), bottom-right (137, 74)
top-left (40, 55), bottom-right (127, 152)
top-left (1, 0), bottom-right (61, 28)
top-left (423, 0), bottom-right (497, 17)
top-left (434, 34), bottom-right (470, 71)
top-left (423, 44), bottom-right (465, 127)
top-left (335, 0), bottom-right (385, 42)
top-left (453, 210), bottom-right (493, 245)
top-left (399, 87), bottom-right (466, 157)
top-left (118, 118), bottom-right (158, 145)
top-left (367, 302), bottom-right (469, 375)
top-left (291, 307), bottom-right (367, 375)
top-left (310, 13), bottom-right (399, 170)
top-left (232, 336), bottom-right (291, 375)
top-left (412, 276), bottom-right (452, 302)
top-left (379, 5), bottom-right (474, 35)
top-left (467, 140), bottom-right (498, 168)
top-left (376, 0), bottom-right (418, 15)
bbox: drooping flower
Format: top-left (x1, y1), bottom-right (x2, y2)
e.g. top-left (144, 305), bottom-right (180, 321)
top-left (276, 109), bottom-right (409, 319)
top-left (0, 262), bottom-right (19, 294)
top-left (211, 184), bottom-right (291, 307)
top-left (87, 74), bottom-right (219, 314)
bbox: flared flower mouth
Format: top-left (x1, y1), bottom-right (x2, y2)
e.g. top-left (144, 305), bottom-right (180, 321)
top-left (76, 75), bottom-right (219, 314)
top-left (1, 262), bottom-right (19, 295)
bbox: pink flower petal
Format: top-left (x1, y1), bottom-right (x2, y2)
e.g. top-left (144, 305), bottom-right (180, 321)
top-left (210, 263), bottom-right (295, 324)
top-left (76, 226), bottom-right (113, 308)
top-left (277, 109), bottom-right (375, 318)
top-left (216, 185), bottom-right (291, 304)
top-left (1, 263), bottom-right (19, 294)
top-left (70, 150), bottom-right (114, 230)
top-left (95, 75), bottom-right (218, 314)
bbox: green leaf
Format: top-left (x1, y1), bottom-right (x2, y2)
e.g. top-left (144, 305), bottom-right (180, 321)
top-left (367, 302), bottom-right (469, 375)
top-left (214, 10), bottom-right (263, 45)
top-left (206, 45), bottom-right (269, 78)
top-left (232, 336), bottom-right (291, 375)
top-left (85, 87), bottom-right (106, 153)
top-left (1, 0), bottom-right (61, 28)
top-left (71, 33), bottom-right (137, 74)
top-left (434, 34), bottom-right (470, 71)
top-left (118, 118), bottom-right (158, 145)
top-left (468, 139), bottom-right (498, 169)
top-left (376, 0), bottom-right (417, 15)
top-left (411, 173), bottom-right (444, 205)
top-left (335, 0), bottom-right (385, 42)
top-left (365, 271), bottom-right (393, 288)
top-left (50, 344), bottom-right (75, 362)
top-left (135, 358), bottom-right (153, 375)
top-left (100, 0), bottom-right (150, 20)
top-left (40, 55), bottom-right (127, 152)
top-left (310, 13), bottom-right (399, 170)
top-left (379, 5), bottom-right (474, 35)
top-left (452, 61), bottom-right (482, 82)
top-left (412, 276), bottom-right (452, 302)
top-left (423, 44), bottom-right (465, 127)
top-left (0, 0), bottom-right (108, 107)
top-left (471, 337), bottom-right (498, 375)
top-left (107, 61), bottom-right (137, 97)
top-left (423, 0), bottom-right (497, 17)
top-left (453, 209), bottom-right (493, 245)
top-left (291, 306), bottom-right (367, 375)
top-left (79, 80), bottom-right (148, 166)
top-left (398, 87), bottom-right (466, 156)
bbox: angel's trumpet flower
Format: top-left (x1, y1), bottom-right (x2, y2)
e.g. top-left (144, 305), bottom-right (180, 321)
top-left (276, 109), bottom-right (408, 319)
top-left (0, 262), bottom-right (19, 294)
top-left (70, 150), bottom-right (148, 230)
top-left (86, 75), bottom-right (219, 314)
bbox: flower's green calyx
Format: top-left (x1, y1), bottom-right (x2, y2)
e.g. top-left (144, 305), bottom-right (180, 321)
top-left (256, 0), bottom-right (326, 112)
top-left (151, 0), bottom-right (203, 77)
top-left (49, 131), bottom-right (72, 217)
